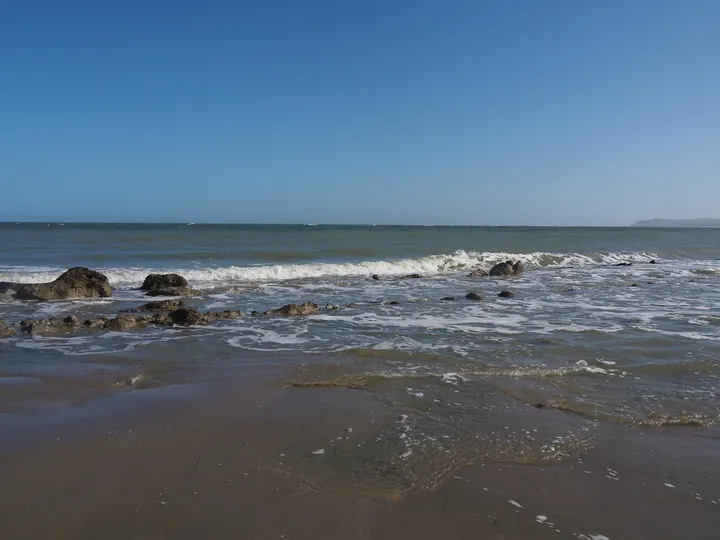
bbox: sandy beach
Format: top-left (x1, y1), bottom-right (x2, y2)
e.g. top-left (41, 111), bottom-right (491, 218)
top-left (1, 362), bottom-right (719, 540)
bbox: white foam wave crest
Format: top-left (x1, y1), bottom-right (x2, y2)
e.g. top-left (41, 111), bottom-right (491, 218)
top-left (0, 250), bottom-right (660, 287)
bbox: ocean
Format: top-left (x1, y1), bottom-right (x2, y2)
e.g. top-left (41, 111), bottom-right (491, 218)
top-left (1, 223), bottom-right (720, 494)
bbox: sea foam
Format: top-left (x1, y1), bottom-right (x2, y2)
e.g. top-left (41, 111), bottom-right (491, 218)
top-left (0, 250), bottom-right (660, 287)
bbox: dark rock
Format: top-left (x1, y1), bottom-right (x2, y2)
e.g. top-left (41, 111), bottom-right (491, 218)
top-left (647, 281), bottom-right (654, 284)
top-left (387, 300), bottom-right (400, 305)
top-left (401, 273), bottom-right (422, 279)
top-left (84, 316), bottom-right (108, 328)
top-left (489, 260), bottom-right (524, 277)
top-left (166, 308), bottom-right (212, 326)
top-left (345, 303), bottom-right (359, 309)
top-left (251, 310), bottom-right (260, 317)
top-left (534, 403), bottom-right (545, 409)
top-left (141, 273), bottom-right (188, 292)
top-left (441, 296), bottom-right (458, 301)
top-left (465, 292), bottom-right (483, 301)
top-left (371, 274), bottom-right (380, 281)
top-left (0, 320), bottom-right (15, 338)
top-left (0, 267), bottom-right (112, 301)
top-left (614, 262), bottom-right (632, 267)
top-left (467, 269), bottom-right (489, 278)
top-left (145, 287), bottom-right (199, 297)
top-left (630, 283), bottom-right (639, 287)
top-left (63, 315), bottom-right (80, 326)
top-left (649, 259), bottom-right (657, 264)
top-left (498, 290), bottom-right (515, 298)
top-left (263, 302), bottom-right (319, 317)
top-left (104, 314), bottom-right (150, 330)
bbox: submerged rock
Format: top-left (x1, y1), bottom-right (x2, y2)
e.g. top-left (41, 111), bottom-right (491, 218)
top-left (84, 316), bottom-right (109, 328)
top-left (122, 299), bottom-right (185, 312)
top-left (465, 292), bottom-right (483, 301)
top-left (104, 314), bottom-right (150, 330)
top-left (264, 303), bottom-right (319, 316)
top-left (0, 320), bottom-right (15, 338)
top-left (167, 308), bottom-right (211, 326)
top-left (18, 316), bottom-right (88, 334)
top-left (160, 307), bottom-right (243, 326)
top-left (371, 274), bottom-right (380, 281)
top-left (614, 262), bottom-right (632, 267)
top-left (63, 315), bottom-right (80, 326)
top-left (467, 268), bottom-right (489, 278)
top-left (401, 274), bottom-right (422, 279)
top-left (0, 267), bottom-right (112, 301)
top-left (498, 290), bottom-right (515, 298)
top-left (441, 296), bottom-right (458, 301)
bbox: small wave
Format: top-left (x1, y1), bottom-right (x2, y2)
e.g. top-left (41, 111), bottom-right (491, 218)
top-left (0, 250), bottom-right (660, 287)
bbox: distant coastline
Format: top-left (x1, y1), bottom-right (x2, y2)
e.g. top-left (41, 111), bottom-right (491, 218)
top-left (632, 218), bottom-right (720, 228)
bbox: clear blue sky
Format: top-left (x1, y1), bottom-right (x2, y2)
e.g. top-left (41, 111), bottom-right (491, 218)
top-left (1, 0), bottom-right (718, 225)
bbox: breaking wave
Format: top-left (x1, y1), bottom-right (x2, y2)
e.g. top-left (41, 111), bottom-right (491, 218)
top-left (0, 250), bottom-right (659, 287)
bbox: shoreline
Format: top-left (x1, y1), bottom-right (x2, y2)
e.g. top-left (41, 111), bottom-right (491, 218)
top-left (1, 363), bottom-right (719, 539)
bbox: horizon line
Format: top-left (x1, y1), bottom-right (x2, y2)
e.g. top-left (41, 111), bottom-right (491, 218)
top-left (0, 221), bottom-right (641, 228)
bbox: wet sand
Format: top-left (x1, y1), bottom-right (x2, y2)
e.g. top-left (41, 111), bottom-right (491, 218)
top-left (1, 365), bottom-right (719, 540)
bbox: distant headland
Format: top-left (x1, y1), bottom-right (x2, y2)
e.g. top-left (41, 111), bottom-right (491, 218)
top-left (632, 218), bottom-right (720, 228)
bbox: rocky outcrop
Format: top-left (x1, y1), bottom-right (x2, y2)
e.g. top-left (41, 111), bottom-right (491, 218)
top-left (0, 267), bottom-right (112, 301)
top-left (140, 274), bottom-right (197, 297)
top-left (263, 303), bottom-right (319, 316)
top-left (8, 307), bottom-right (242, 334)
top-left (0, 320), bottom-right (15, 338)
top-left (465, 292), bottom-right (482, 301)
top-left (467, 269), bottom-right (489, 278)
top-left (489, 260), bottom-right (525, 277)
top-left (498, 290), bottom-right (515, 298)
